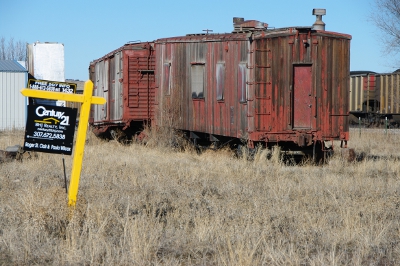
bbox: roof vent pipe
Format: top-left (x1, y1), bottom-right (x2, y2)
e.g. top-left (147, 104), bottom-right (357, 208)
top-left (312, 8), bottom-right (326, 31)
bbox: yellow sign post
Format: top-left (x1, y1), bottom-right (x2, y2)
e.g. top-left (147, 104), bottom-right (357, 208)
top-left (21, 80), bottom-right (106, 206)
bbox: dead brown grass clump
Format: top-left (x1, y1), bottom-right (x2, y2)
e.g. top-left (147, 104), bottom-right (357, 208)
top-left (1, 128), bottom-right (400, 265)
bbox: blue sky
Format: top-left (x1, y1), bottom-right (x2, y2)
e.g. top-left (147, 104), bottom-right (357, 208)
top-left (0, 0), bottom-right (395, 80)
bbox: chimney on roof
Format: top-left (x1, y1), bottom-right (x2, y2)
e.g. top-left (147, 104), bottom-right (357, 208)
top-left (312, 8), bottom-right (326, 31)
top-left (233, 17), bottom-right (245, 24)
top-left (232, 17), bottom-right (268, 32)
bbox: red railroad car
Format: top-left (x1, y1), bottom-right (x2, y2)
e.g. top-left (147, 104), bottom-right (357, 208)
top-left (89, 42), bottom-right (155, 141)
top-left (89, 10), bottom-right (351, 159)
top-left (155, 14), bottom-right (351, 158)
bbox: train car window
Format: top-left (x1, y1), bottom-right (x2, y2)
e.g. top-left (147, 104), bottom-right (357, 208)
top-left (238, 63), bottom-right (247, 103)
top-left (191, 64), bottom-right (205, 98)
top-left (163, 62), bottom-right (171, 95)
top-left (216, 62), bottom-right (225, 101)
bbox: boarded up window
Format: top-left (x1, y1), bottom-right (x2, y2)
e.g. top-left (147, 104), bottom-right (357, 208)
top-left (191, 64), bottom-right (205, 98)
top-left (238, 63), bottom-right (247, 102)
top-left (163, 63), bottom-right (171, 95)
top-left (216, 63), bottom-right (225, 101)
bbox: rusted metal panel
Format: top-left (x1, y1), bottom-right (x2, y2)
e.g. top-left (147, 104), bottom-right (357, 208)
top-left (89, 43), bottom-right (155, 131)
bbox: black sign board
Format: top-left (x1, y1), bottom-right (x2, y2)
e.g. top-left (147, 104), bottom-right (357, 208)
top-left (28, 79), bottom-right (77, 106)
top-left (28, 79), bottom-right (77, 93)
top-left (24, 105), bottom-right (77, 155)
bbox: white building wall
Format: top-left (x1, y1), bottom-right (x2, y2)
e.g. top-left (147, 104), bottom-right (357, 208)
top-left (0, 71), bottom-right (27, 130)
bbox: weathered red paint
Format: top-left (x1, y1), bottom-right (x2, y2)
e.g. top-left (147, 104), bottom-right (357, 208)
top-left (155, 25), bottom-right (351, 148)
top-left (293, 65), bottom-right (312, 129)
top-left (88, 17), bottom-right (351, 153)
top-left (89, 42), bottom-right (155, 135)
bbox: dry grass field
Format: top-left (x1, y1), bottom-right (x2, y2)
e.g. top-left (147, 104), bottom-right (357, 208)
top-left (1, 127), bottom-right (400, 265)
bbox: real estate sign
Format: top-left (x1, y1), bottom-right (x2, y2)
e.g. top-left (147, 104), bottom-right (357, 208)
top-left (28, 79), bottom-right (77, 106)
top-left (24, 104), bottom-right (77, 155)
top-left (21, 80), bottom-right (106, 207)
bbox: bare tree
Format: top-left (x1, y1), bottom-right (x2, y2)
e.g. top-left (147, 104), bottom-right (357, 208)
top-left (0, 37), bottom-right (6, 60)
top-left (7, 37), bottom-right (15, 60)
top-left (0, 37), bottom-right (26, 61)
top-left (14, 40), bottom-right (26, 61)
top-left (372, 0), bottom-right (400, 55)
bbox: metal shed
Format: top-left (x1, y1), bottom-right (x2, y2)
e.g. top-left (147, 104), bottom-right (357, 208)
top-left (0, 60), bottom-right (28, 130)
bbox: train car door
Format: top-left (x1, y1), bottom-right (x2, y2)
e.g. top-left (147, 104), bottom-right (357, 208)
top-left (125, 46), bottom-right (155, 120)
top-left (293, 65), bottom-right (312, 129)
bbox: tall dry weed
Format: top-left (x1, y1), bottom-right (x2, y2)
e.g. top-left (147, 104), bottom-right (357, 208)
top-left (142, 125), bottom-right (191, 152)
top-left (1, 128), bottom-right (400, 265)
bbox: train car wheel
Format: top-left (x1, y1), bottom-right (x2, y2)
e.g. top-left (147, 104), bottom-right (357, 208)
top-left (110, 128), bottom-right (131, 144)
top-left (313, 141), bottom-right (327, 164)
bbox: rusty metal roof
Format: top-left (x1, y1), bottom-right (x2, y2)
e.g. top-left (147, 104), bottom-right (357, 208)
top-left (90, 42), bottom-right (154, 64)
top-left (156, 32), bottom-right (251, 43)
top-left (156, 26), bottom-right (351, 44)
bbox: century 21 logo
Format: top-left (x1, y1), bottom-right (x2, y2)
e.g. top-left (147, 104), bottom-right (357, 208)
top-left (35, 106), bottom-right (70, 126)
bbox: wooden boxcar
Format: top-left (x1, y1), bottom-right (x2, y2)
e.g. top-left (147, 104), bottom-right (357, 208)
top-left (155, 18), bottom-right (351, 156)
top-left (89, 42), bottom-right (155, 140)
